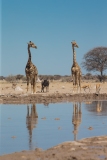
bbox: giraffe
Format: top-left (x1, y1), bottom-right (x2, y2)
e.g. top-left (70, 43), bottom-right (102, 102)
top-left (25, 41), bottom-right (38, 94)
top-left (71, 41), bottom-right (82, 93)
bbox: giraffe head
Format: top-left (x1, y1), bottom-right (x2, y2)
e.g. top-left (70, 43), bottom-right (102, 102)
top-left (28, 41), bottom-right (37, 49)
top-left (71, 41), bottom-right (79, 48)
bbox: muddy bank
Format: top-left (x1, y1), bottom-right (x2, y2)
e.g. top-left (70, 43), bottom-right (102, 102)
top-left (0, 93), bottom-right (107, 104)
top-left (0, 81), bottom-right (107, 104)
top-left (0, 136), bottom-right (107, 160)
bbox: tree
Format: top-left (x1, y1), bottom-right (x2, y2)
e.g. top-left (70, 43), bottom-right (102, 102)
top-left (82, 47), bottom-right (107, 76)
top-left (16, 74), bottom-right (24, 80)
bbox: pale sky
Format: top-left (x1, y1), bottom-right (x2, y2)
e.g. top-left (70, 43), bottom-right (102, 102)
top-left (1, 0), bottom-right (107, 76)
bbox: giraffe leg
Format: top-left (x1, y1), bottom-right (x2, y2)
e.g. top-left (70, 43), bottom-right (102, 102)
top-left (78, 75), bottom-right (80, 93)
top-left (77, 82), bottom-right (79, 93)
top-left (31, 78), bottom-right (33, 94)
top-left (33, 75), bottom-right (37, 94)
top-left (73, 84), bottom-right (76, 93)
top-left (72, 74), bottom-right (75, 93)
top-left (27, 77), bottom-right (30, 93)
top-left (72, 74), bottom-right (75, 86)
top-left (77, 85), bottom-right (79, 93)
top-left (33, 77), bottom-right (36, 93)
top-left (75, 74), bottom-right (78, 93)
top-left (77, 76), bottom-right (79, 93)
top-left (77, 73), bottom-right (80, 93)
top-left (79, 75), bottom-right (81, 93)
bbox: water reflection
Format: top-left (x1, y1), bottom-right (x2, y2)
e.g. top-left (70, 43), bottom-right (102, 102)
top-left (96, 101), bottom-right (102, 112)
top-left (72, 102), bottom-right (82, 141)
top-left (1, 101), bottom-right (107, 155)
top-left (26, 103), bottom-right (38, 149)
top-left (43, 102), bottom-right (49, 107)
top-left (85, 101), bottom-right (107, 115)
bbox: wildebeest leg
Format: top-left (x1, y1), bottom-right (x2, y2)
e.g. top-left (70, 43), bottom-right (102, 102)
top-left (41, 85), bottom-right (43, 92)
top-left (41, 85), bottom-right (44, 92)
top-left (43, 85), bottom-right (45, 92)
top-left (46, 86), bottom-right (49, 92)
top-left (47, 86), bottom-right (49, 92)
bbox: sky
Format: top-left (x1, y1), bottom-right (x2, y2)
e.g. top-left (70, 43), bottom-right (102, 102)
top-left (1, 0), bottom-right (107, 76)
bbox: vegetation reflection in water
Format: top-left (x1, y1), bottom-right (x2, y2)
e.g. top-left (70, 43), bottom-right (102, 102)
top-left (1, 101), bottom-right (107, 155)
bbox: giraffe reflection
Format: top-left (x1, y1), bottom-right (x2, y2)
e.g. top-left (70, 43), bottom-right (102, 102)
top-left (85, 101), bottom-right (103, 114)
top-left (26, 103), bottom-right (38, 150)
top-left (96, 101), bottom-right (102, 112)
top-left (72, 102), bottom-right (82, 141)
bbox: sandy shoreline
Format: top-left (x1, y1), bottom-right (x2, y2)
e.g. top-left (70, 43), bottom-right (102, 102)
top-left (0, 136), bottom-right (107, 160)
top-left (0, 92), bottom-right (107, 104)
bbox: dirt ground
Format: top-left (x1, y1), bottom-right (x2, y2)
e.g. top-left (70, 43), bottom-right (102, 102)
top-left (0, 80), bottom-right (107, 160)
top-left (0, 81), bottom-right (107, 104)
top-left (0, 80), bottom-right (107, 95)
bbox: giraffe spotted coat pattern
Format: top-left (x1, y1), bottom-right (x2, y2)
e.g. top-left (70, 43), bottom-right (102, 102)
top-left (25, 41), bottom-right (38, 94)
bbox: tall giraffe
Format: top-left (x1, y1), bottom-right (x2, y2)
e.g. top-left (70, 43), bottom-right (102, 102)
top-left (71, 41), bottom-right (82, 93)
top-left (25, 41), bottom-right (38, 94)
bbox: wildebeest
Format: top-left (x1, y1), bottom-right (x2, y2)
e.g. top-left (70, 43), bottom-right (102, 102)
top-left (41, 80), bottom-right (49, 92)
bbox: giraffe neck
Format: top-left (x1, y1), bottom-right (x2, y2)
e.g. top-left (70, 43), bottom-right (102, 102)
top-left (28, 45), bottom-right (31, 61)
top-left (73, 47), bottom-right (76, 64)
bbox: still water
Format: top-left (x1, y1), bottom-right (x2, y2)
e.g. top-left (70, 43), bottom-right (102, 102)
top-left (0, 101), bottom-right (107, 155)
